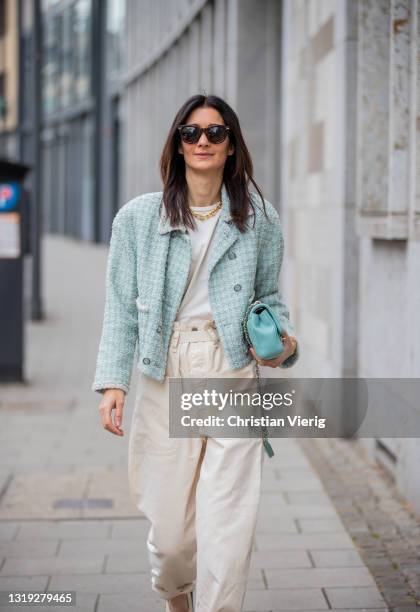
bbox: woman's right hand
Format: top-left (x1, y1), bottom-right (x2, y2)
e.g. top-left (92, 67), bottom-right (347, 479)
top-left (99, 389), bottom-right (125, 436)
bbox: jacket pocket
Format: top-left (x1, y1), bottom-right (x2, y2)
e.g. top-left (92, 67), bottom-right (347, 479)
top-left (135, 297), bottom-right (150, 313)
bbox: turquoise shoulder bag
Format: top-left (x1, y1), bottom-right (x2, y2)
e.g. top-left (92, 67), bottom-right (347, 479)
top-left (243, 300), bottom-right (286, 459)
top-left (244, 301), bottom-right (285, 360)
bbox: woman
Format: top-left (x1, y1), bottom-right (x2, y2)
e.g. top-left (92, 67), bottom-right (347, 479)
top-left (92, 94), bottom-right (299, 612)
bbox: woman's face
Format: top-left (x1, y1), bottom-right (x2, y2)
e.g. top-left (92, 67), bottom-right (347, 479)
top-left (177, 106), bottom-right (235, 173)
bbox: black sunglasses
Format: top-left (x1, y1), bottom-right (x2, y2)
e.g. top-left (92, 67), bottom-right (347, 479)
top-left (178, 123), bottom-right (231, 144)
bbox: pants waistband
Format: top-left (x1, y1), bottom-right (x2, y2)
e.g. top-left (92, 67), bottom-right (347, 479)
top-left (170, 319), bottom-right (219, 346)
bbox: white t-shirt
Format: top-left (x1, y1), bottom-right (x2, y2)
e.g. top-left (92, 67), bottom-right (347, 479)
top-left (175, 202), bottom-right (222, 324)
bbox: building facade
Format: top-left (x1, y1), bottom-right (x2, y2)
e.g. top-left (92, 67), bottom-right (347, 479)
top-left (39, 0), bottom-right (126, 242)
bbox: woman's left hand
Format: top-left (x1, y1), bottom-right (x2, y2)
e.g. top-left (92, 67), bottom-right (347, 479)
top-left (248, 330), bottom-right (297, 368)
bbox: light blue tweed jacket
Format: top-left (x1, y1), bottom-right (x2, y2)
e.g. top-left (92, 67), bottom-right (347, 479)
top-left (92, 182), bottom-right (299, 394)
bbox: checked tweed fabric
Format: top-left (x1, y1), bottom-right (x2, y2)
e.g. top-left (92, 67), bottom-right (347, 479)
top-left (92, 183), bottom-right (299, 394)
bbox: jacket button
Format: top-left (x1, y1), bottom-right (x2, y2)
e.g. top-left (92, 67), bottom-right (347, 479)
top-left (156, 325), bottom-right (162, 333)
top-left (234, 283), bottom-right (242, 292)
top-left (228, 251), bottom-right (236, 260)
top-left (143, 357), bottom-right (150, 365)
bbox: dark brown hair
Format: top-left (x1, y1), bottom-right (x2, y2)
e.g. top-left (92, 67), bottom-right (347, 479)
top-left (159, 94), bottom-right (268, 233)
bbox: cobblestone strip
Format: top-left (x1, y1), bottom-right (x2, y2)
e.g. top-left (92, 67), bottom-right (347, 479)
top-left (298, 437), bottom-right (420, 610)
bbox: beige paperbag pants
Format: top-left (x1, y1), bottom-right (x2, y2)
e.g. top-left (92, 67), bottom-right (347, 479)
top-left (128, 319), bottom-right (265, 612)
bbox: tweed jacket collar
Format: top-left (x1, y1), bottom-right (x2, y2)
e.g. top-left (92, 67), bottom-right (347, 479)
top-left (157, 182), bottom-right (254, 234)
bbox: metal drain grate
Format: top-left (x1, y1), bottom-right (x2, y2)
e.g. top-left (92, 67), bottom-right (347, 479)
top-left (0, 399), bottom-right (77, 412)
top-left (54, 498), bottom-right (113, 509)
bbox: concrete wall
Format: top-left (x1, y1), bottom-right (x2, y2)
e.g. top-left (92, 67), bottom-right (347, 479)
top-left (355, 0), bottom-right (420, 512)
top-left (280, 0), bottom-right (359, 379)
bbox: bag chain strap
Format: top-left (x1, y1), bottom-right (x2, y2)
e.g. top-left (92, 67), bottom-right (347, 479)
top-left (242, 301), bottom-right (275, 458)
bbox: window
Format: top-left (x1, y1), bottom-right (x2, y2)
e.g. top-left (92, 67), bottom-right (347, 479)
top-left (42, 0), bottom-right (92, 114)
top-left (106, 0), bottom-right (126, 77)
top-left (356, 0), bottom-right (416, 240)
top-left (0, 72), bottom-right (6, 121)
top-left (0, 0), bottom-right (5, 38)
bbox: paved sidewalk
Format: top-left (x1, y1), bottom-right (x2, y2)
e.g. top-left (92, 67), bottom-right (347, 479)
top-left (0, 235), bottom-right (390, 611)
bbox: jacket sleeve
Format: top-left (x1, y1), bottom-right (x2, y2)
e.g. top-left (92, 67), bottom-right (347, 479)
top-left (254, 201), bottom-right (300, 368)
top-left (91, 208), bottom-right (138, 394)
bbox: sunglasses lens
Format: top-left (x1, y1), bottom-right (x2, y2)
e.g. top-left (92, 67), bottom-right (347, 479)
top-left (180, 126), bottom-right (199, 143)
top-left (208, 125), bottom-right (228, 143)
top-left (179, 124), bottom-right (229, 144)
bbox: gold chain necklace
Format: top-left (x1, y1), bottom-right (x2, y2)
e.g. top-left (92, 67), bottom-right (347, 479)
top-left (189, 199), bottom-right (222, 221)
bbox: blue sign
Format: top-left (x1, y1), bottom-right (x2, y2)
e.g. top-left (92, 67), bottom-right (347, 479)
top-left (0, 182), bottom-right (21, 212)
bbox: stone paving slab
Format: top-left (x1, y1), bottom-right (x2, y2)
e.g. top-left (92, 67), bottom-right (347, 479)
top-left (0, 524), bottom-right (18, 542)
top-left (309, 549), bottom-right (366, 568)
top-left (258, 504), bottom-right (340, 519)
top-left (15, 520), bottom-right (112, 540)
top-left (247, 568), bottom-right (266, 590)
top-left (0, 574), bottom-right (49, 591)
top-left (259, 494), bottom-right (289, 508)
top-left (250, 550), bottom-right (313, 569)
top-left (96, 592), bottom-right (163, 612)
top-left (325, 586), bottom-right (388, 608)
top-left (57, 537), bottom-right (149, 557)
top-left (264, 567), bottom-right (377, 589)
top-left (104, 553), bottom-right (155, 574)
top-left (297, 518), bottom-right (346, 533)
top-left (256, 532), bottom-right (356, 551)
top-left (109, 519), bottom-right (151, 539)
top-left (262, 478), bottom-right (325, 493)
top-left (243, 587), bottom-right (329, 611)
top-left (0, 555), bottom-right (106, 576)
top-left (49, 571), bottom-right (151, 594)
top-left (285, 492), bottom-right (333, 505)
top-left (256, 515), bottom-right (299, 533)
top-left (0, 540), bottom-right (59, 557)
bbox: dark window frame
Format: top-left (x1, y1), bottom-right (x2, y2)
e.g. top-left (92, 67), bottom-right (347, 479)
top-left (0, 0), bottom-right (5, 38)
